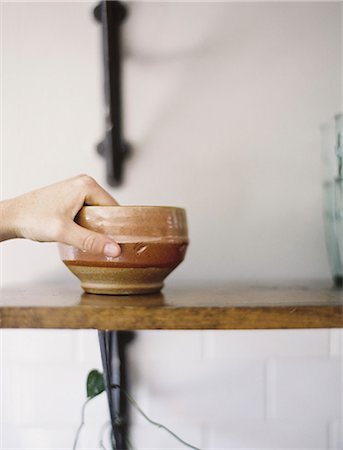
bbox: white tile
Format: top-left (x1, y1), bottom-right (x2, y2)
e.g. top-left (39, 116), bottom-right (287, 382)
top-left (2, 329), bottom-right (78, 363)
top-left (80, 421), bottom-right (112, 450)
top-left (76, 422), bottom-right (113, 450)
top-left (269, 358), bottom-right (342, 420)
top-left (128, 383), bottom-right (154, 426)
top-left (330, 329), bottom-right (343, 357)
top-left (130, 422), bottom-right (203, 450)
top-left (80, 390), bottom-right (108, 426)
top-left (208, 420), bottom-right (327, 449)
top-left (129, 330), bottom-right (204, 361)
top-left (76, 330), bottom-right (102, 364)
top-left (329, 419), bottom-right (343, 449)
top-left (203, 329), bottom-right (330, 359)
top-left (130, 359), bottom-right (265, 423)
top-left (2, 424), bottom-right (76, 449)
top-left (2, 362), bottom-right (23, 424)
top-left (3, 362), bottom-right (97, 426)
top-left (75, 394), bottom-right (113, 449)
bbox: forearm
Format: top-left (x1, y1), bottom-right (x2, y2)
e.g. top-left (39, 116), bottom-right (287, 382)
top-left (0, 199), bottom-right (19, 242)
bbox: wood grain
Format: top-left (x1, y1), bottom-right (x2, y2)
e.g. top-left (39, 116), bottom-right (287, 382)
top-left (0, 281), bottom-right (342, 330)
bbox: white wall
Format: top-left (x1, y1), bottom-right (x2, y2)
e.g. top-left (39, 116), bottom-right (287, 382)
top-left (1, 2), bottom-right (342, 449)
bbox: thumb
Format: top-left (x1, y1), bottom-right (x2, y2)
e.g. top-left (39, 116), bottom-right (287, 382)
top-left (63, 222), bottom-right (121, 257)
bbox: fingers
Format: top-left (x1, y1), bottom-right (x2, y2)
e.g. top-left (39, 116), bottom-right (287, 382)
top-left (62, 222), bottom-right (121, 257)
top-left (77, 175), bottom-right (119, 206)
top-left (1, 175), bottom-right (121, 247)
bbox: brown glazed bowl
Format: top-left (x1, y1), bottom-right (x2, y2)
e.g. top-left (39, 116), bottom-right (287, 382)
top-left (58, 206), bottom-right (189, 295)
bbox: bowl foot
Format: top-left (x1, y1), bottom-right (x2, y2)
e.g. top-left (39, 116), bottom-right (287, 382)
top-left (65, 264), bottom-right (172, 295)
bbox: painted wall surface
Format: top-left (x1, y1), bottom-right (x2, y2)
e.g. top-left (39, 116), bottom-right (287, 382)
top-left (1, 2), bottom-right (342, 449)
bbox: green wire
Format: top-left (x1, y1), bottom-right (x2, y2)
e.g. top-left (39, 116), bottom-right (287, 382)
top-left (73, 397), bottom-right (92, 450)
top-left (111, 384), bottom-right (202, 450)
top-left (73, 383), bottom-right (202, 450)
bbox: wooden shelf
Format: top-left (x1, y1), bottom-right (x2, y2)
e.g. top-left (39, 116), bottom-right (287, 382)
top-left (0, 281), bottom-right (342, 330)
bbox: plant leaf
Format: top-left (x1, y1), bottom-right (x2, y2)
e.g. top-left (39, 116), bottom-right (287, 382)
top-left (87, 369), bottom-right (105, 399)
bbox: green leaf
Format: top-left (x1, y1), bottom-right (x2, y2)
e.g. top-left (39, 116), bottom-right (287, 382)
top-left (87, 369), bottom-right (105, 399)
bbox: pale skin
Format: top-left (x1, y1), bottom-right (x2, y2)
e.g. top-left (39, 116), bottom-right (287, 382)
top-left (0, 174), bottom-right (121, 257)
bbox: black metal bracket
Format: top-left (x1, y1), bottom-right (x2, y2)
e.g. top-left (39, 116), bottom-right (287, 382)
top-left (98, 330), bottom-right (135, 449)
top-left (94, 1), bottom-right (131, 186)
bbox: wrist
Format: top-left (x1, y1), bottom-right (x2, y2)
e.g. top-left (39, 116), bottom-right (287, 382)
top-left (0, 199), bottom-right (20, 242)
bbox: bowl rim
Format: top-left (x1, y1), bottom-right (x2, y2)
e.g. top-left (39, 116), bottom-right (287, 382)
top-left (81, 205), bottom-right (187, 213)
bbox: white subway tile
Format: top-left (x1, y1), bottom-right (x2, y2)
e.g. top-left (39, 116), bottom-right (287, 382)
top-left (2, 364), bottom-right (19, 424)
top-left (130, 422), bottom-right (203, 450)
top-left (203, 329), bottom-right (330, 359)
top-left (130, 359), bottom-right (265, 423)
top-left (208, 420), bottom-right (327, 449)
top-left (128, 383), bottom-right (153, 426)
top-left (74, 394), bottom-right (112, 449)
top-left (75, 330), bottom-right (102, 364)
top-left (269, 358), bottom-right (341, 420)
top-left (79, 422), bottom-right (112, 450)
top-left (329, 419), bottom-right (343, 449)
top-left (3, 397), bottom-right (111, 450)
top-left (330, 330), bottom-right (343, 357)
top-left (2, 423), bottom-right (76, 449)
top-left (129, 330), bottom-right (204, 361)
top-left (2, 329), bottom-right (77, 363)
top-left (3, 362), bottom-right (97, 426)
top-left (80, 391), bottom-right (108, 426)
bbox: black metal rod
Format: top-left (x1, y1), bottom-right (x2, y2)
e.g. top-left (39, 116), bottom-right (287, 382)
top-left (94, 1), bottom-right (129, 186)
top-left (98, 331), bottom-right (124, 449)
top-left (98, 331), bottom-right (135, 449)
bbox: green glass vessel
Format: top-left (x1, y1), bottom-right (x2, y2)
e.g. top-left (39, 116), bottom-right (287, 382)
top-left (322, 113), bottom-right (343, 287)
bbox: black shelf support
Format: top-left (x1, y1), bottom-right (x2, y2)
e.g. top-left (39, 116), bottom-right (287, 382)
top-left (94, 1), bottom-right (130, 186)
top-left (98, 330), bottom-right (135, 449)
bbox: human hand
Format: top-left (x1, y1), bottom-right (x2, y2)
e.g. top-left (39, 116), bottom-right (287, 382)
top-left (0, 175), bottom-right (121, 257)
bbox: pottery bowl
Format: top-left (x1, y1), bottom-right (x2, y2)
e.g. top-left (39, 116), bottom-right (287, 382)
top-left (59, 206), bottom-right (189, 295)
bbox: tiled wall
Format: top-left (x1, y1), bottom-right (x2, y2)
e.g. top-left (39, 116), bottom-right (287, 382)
top-left (128, 330), bottom-right (343, 449)
top-left (1, 2), bottom-right (342, 449)
top-left (2, 329), bottom-right (342, 449)
top-left (2, 330), bottom-right (107, 448)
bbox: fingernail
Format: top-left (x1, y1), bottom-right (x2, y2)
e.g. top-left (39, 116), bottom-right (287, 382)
top-left (104, 242), bottom-right (120, 257)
